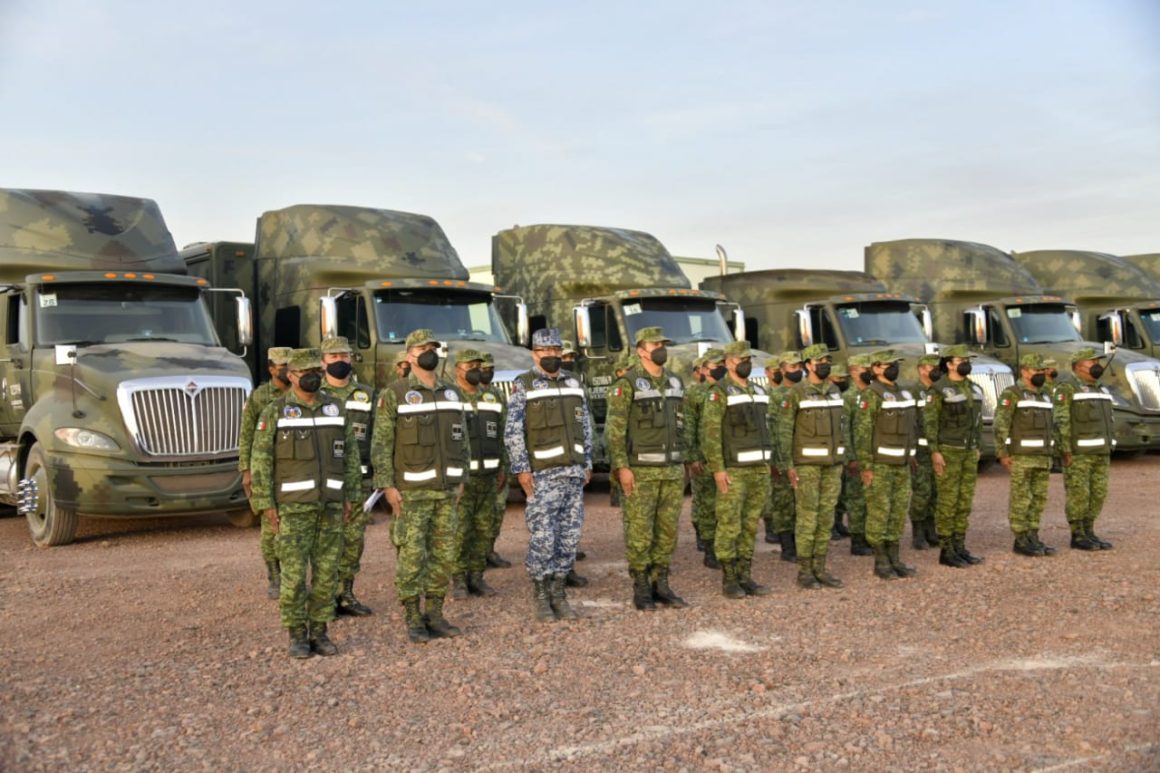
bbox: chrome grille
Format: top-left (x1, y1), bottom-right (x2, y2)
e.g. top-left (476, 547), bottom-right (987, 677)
top-left (118, 377), bottom-right (251, 458)
top-left (968, 369), bottom-right (1014, 421)
top-left (1127, 365), bottom-right (1160, 411)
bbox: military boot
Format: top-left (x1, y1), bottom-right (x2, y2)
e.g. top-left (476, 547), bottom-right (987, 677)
top-left (450, 574), bottom-right (469, 600)
top-left (288, 626), bottom-right (312, 659)
top-left (336, 578), bottom-right (373, 616)
top-left (764, 518), bottom-right (779, 544)
top-left (486, 550), bottom-right (512, 568)
top-left (403, 598), bottom-right (431, 643)
top-left (812, 555), bottom-right (844, 588)
top-left (887, 542), bottom-right (917, 577)
top-left (872, 544), bottom-right (897, 580)
top-left (466, 571), bottom-right (497, 597)
top-left (939, 537), bottom-right (967, 568)
top-left (833, 512), bottom-right (850, 538)
top-left (737, 559), bottom-right (772, 596)
top-left (850, 533), bottom-right (873, 556)
top-left (694, 525), bottom-right (706, 553)
top-left (1029, 529), bottom-right (1056, 556)
top-left (308, 622), bottom-right (338, 656)
top-left (531, 579), bottom-right (555, 623)
top-left (953, 534), bottom-right (983, 564)
top-left (651, 566), bottom-right (688, 607)
top-left (722, 562), bottom-right (746, 599)
top-left (564, 568), bottom-right (589, 588)
top-left (778, 532), bottom-right (797, 562)
top-left (265, 561), bottom-right (281, 600)
top-left (423, 596), bottom-right (462, 638)
top-left (631, 569), bottom-right (657, 611)
top-left (796, 557), bottom-right (821, 589)
top-left (702, 540), bottom-right (721, 569)
top-left (923, 517), bottom-right (939, 548)
top-left (911, 520), bottom-right (931, 550)
top-left (1085, 520), bottom-right (1113, 549)
top-left (1069, 525), bottom-right (1099, 551)
top-left (1012, 532), bottom-right (1044, 557)
top-left (549, 573), bottom-right (579, 620)
top-left (574, 549), bottom-right (587, 561)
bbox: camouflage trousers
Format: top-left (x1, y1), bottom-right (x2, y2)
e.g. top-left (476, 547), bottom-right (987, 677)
top-left (933, 447), bottom-right (978, 537)
top-left (769, 471), bottom-right (795, 533)
top-left (395, 490), bottom-right (459, 601)
top-left (1007, 456), bottom-right (1051, 534)
top-left (489, 485), bottom-right (507, 552)
top-left (457, 474), bottom-right (501, 575)
top-left (714, 467), bottom-right (771, 563)
top-left (1064, 454), bottom-right (1110, 527)
top-left (864, 463), bottom-right (912, 546)
top-left (337, 480), bottom-right (373, 583)
top-left (794, 464), bottom-right (842, 560)
top-left (622, 468), bottom-right (684, 572)
top-left (909, 448), bottom-right (937, 523)
top-left (840, 465), bottom-right (867, 535)
top-left (275, 504), bottom-right (344, 630)
top-left (524, 468), bottom-right (586, 581)
top-left (690, 469), bottom-right (718, 540)
top-left (260, 513), bottom-right (278, 564)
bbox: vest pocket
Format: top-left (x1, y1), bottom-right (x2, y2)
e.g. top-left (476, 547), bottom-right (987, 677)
top-left (275, 431), bottom-right (295, 460)
top-left (294, 430), bottom-right (316, 460)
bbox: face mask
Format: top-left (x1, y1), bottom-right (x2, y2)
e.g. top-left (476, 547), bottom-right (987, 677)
top-left (929, 367), bottom-right (945, 382)
top-left (480, 368), bottom-right (494, 385)
top-left (416, 350), bottom-right (439, 371)
top-left (649, 347), bottom-right (668, 366)
top-left (298, 372), bottom-right (322, 393)
top-left (956, 361), bottom-right (973, 377)
top-left (1030, 373), bottom-right (1046, 388)
top-left (858, 371), bottom-right (873, 385)
top-left (735, 360), bottom-right (753, 379)
top-left (562, 358), bottom-right (576, 370)
top-left (1089, 363), bottom-right (1105, 379)
top-left (325, 361), bottom-right (353, 380)
top-left (397, 365), bottom-right (411, 379)
top-left (883, 363), bottom-right (900, 382)
top-left (1048, 369), bottom-right (1058, 380)
top-left (540, 355), bottom-right (562, 374)
top-left (464, 368), bottom-right (482, 386)
top-left (814, 363), bottom-right (832, 380)
top-left (834, 379), bottom-right (849, 393)
top-left (708, 365), bottom-right (727, 381)
top-left (276, 367), bottom-right (290, 385)
top-left (785, 369), bottom-right (804, 384)
top-left (771, 371), bottom-right (783, 385)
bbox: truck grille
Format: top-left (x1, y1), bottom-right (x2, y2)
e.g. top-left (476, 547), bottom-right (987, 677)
top-left (968, 369), bottom-right (1014, 421)
top-left (117, 377), bottom-right (251, 458)
top-left (1127, 365), bottom-right (1160, 411)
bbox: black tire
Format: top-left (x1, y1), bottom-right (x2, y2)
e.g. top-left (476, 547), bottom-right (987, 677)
top-left (24, 442), bottom-right (79, 547)
top-left (227, 509), bottom-right (259, 528)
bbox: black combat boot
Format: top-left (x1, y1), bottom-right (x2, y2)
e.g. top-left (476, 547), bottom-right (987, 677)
top-left (939, 537), bottom-right (967, 568)
top-left (564, 568), bottom-right (589, 588)
top-left (308, 622), bottom-right (338, 656)
top-left (574, 549), bottom-right (587, 561)
top-left (872, 544), bottom-right (897, 580)
top-left (1069, 525), bottom-right (1099, 551)
top-left (466, 571), bottom-right (497, 597)
top-left (288, 626), bottom-right (312, 659)
top-left (911, 520), bottom-right (931, 550)
top-left (423, 596), bottom-right (462, 638)
top-left (737, 559), bottom-right (771, 596)
top-left (651, 566), bottom-right (688, 607)
top-left (850, 533), bottom-right (873, 556)
top-left (531, 579), bottom-right (555, 623)
top-left (953, 534), bottom-right (983, 564)
top-left (265, 561), bottom-right (281, 600)
top-left (764, 518), bottom-right (779, 544)
top-left (336, 578), bottom-right (373, 616)
top-left (833, 512), bottom-right (850, 538)
top-left (1012, 532), bottom-right (1044, 557)
top-left (812, 555), bottom-right (844, 588)
top-left (702, 540), bottom-right (721, 569)
top-left (923, 517), bottom-right (939, 548)
top-left (549, 573), bottom-right (579, 620)
top-left (722, 562), bottom-right (746, 599)
top-left (778, 532), bottom-right (797, 562)
top-left (403, 598), bottom-right (431, 643)
top-left (796, 557), bottom-right (821, 590)
top-left (1029, 529), bottom-right (1056, 556)
top-left (694, 524), bottom-right (706, 553)
top-left (887, 542), bottom-right (917, 577)
top-left (450, 575), bottom-right (469, 600)
top-left (486, 550), bottom-right (512, 568)
top-left (631, 569), bottom-right (657, 611)
top-left (1085, 520), bottom-right (1113, 549)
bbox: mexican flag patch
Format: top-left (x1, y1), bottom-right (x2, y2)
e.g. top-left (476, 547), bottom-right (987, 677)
top-left (709, 392), bottom-right (719, 401)
top-left (257, 420), bottom-right (267, 431)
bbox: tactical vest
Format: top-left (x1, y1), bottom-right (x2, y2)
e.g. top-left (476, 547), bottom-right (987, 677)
top-left (1007, 387), bottom-right (1054, 456)
top-left (518, 371), bottom-right (587, 472)
top-left (325, 381), bottom-right (374, 477)
top-left (719, 380), bottom-right (773, 468)
top-left (1067, 383), bottom-right (1114, 454)
top-left (389, 379), bottom-right (469, 491)
top-left (272, 396), bottom-right (348, 506)
top-left (792, 382), bottom-right (845, 466)
top-left (869, 382), bottom-right (918, 465)
top-left (915, 385), bottom-right (933, 450)
top-left (935, 378), bottom-right (983, 449)
top-left (626, 367), bottom-right (685, 467)
top-left (463, 388), bottom-right (504, 474)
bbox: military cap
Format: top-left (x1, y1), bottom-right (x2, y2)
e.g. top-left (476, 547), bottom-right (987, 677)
top-left (692, 354), bottom-right (706, 369)
top-left (1042, 357), bottom-right (1059, 370)
top-left (267, 346), bottom-right (292, 365)
top-left (531, 327), bottom-right (562, 348)
top-left (454, 348), bottom-right (484, 364)
top-left (917, 353), bottom-right (942, 367)
top-left (393, 350), bottom-right (410, 365)
top-left (941, 344), bottom-right (977, 359)
top-left (405, 328), bottom-right (439, 350)
top-left (829, 362), bottom-right (849, 377)
top-left (847, 353), bottom-right (872, 368)
top-left (723, 340), bottom-right (751, 358)
top-left (1019, 352), bottom-right (1047, 369)
top-left (801, 343), bottom-right (831, 362)
top-left (288, 348), bottom-right (322, 371)
top-left (777, 350), bottom-right (803, 366)
top-left (560, 339), bottom-right (578, 356)
top-left (870, 349), bottom-right (904, 364)
top-left (320, 335), bottom-right (352, 354)
top-left (481, 352), bottom-right (495, 365)
top-left (1070, 346), bottom-right (1108, 365)
top-left (634, 326), bottom-right (672, 346)
top-left (702, 347), bottom-right (726, 364)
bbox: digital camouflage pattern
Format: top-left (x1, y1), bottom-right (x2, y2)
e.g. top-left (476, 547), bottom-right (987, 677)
top-left (909, 380), bottom-right (938, 525)
top-left (767, 380), bottom-right (796, 535)
top-left (779, 379), bottom-right (845, 560)
top-left (455, 385), bottom-right (507, 577)
top-left (321, 379), bottom-right (375, 584)
top-left (239, 380), bottom-right (288, 563)
top-left (993, 382), bottom-right (1052, 536)
top-left (840, 382), bottom-right (868, 537)
top-left (853, 386), bottom-right (914, 546)
top-left (1063, 455), bottom-right (1110, 531)
top-left (682, 380), bottom-right (717, 540)
top-left (925, 377), bottom-right (984, 541)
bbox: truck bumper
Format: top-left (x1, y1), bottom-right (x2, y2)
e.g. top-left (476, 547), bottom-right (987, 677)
top-left (47, 451), bottom-right (248, 517)
top-left (1112, 410), bottom-right (1160, 451)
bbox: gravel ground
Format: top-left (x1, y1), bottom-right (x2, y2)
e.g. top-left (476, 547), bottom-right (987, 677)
top-left (1, 457), bottom-right (1158, 771)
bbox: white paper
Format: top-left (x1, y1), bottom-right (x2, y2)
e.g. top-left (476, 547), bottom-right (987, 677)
top-left (362, 488), bottom-right (384, 513)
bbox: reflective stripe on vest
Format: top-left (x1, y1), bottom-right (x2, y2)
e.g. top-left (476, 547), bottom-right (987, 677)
top-left (397, 401), bottom-right (464, 414)
top-left (799, 398), bottom-right (843, 409)
top-left (526, 387), bottom-right (586, 400)
top-left (1076, 438), bottom-right (1106, 447)
top-left (281, 479), bottom-right (315, 492)
top-left (345, 400), bottom-right (372, 412)
top-left (469, 458), bottom-right (502, 471)
top-left (1071, 392), bottom-right (1113, 402)
top-left (1017, 399), bottom-right (1052, 409)
top-left (737, 449), bottom-right (773, 463)
top-left (277, 416), bottom-right (345, 428)
top-left (917, 437), bottom-right (929, 446)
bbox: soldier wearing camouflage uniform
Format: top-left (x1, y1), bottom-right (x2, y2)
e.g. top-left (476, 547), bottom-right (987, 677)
top-left (251, 348), bottom-right (361, 659)
top-left (908, 353), bottom-right (941, 551)
top-left (827, 360), bottom-right (852, 541)
top-left (685, 348), bottom-right (726, 568)
top-left (768, 351), bottom-right (803, 561)
top-left (371, 329), bottom-right (471, 643)
top-left (925, 344), bottom-right (985, 568)
top-left (319, 336), bottom-right (377, 617)
top-left (606, 351), bottom-right (636, 511)
top-left (479, 352), bottom-right (514, 570)
top-left (780, 344), bottom-right (846, 589)
top-left (1055, 348), bottom-right (1115, 551)
top-left (841, 354), bottom-right (874, 556)
top-left (504, 328), bottom-right (594, 623)
top-left (855, 350), bottom-right (919, 580)
top-left (607, 327), bottom-right (688, 611)
top-left (702, 341), bottom-right (773, 599)
top-left (994, 353), bottom-right (1058, 557)
top-left (239, 346), bottom-right (293, 599)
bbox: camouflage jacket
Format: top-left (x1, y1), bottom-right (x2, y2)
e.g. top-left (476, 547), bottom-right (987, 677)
top-left (370, 372), bottom-right (471, 494)
top-left (238, 381), bottom-right (285, 472)
top-left (767, 383), bottom-right (793, 469)
top-left (778, 379), bottom-right (848, 468)
top-left (701, 375), bottom-right (771, 474)
top-left (1053, 377), bottom-right (1114, 455)
top-left (681, 381), bottom-right (708, 465)
top-left (321, 379), bottom-right (375, 473)
top-left (922, 376), bottom-right (984, 454)
top-left (461, 384), bottom-right (509, 475)
top-left (993, 381), bottom-right (1052, 461)
top-left (605, 364), bottom-right (684, 477)
top-left (503, 364), bottom-right (593, 476)
top-left (842, 386), bottom-right (868, 461)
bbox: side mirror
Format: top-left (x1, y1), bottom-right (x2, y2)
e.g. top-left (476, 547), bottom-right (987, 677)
top-left (965, 308), bottom-right (987, 345)
top-left (919, 306), bottom-right (933, 340)
top-left (1099, 311), bottom-right (1124, 346)
top-left (235, 296), bottom-right (253, 347)
top-left (1069, 309), bottom-right (1083, 334)
top-left (795, 307), bottom-right (814, 347)
top-left (319, 296), bottom-right (339, 340)
top-left (574, 305), bottom-right (593, 349)
top-left (732, 307), bottom-right (745, 341)
top-left (516, 302), bottom-right (530, 347)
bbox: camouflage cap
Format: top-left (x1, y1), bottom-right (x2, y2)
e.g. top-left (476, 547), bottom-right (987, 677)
top-left (288, 348), bottom-right (322, 371)
top-left (560, 339), bottom-right (578, 356)
top-left (801, 343), bottom-right (831, 362)
top-left (454, 348), bottom-right (484, 364)
top-left (702, 347), bottom-right (726, 364)
top-left (847, 353), bottom-right (872, 368)
top-left (777, 350), bottom-right (803, 366)
top-left (634, 326), bottom-right (672, 346)
top-left (531, 328), bottom-right (562, 348)
top-left (393, 350), bottom-right (410, 365)
top-left (1042, 357), bottom-right (1059, 369)
top-left (1070, 346), bottom-right (1108, 365)
top-left (724, 340), bottom-right (751, 358)
top-left (692, 354), bottom-right (705, 369)
top-left (1019, 353), bottom-right (1047, 369)
top-left (320, 335), bottom-right (352, 354)
top-left (941, 344), bottom-right (977, 359)
top-left (405, 328), bottom-right (439, 350)
top-left (918, 353), bottom-right (942, 367)
top-left (870, 349), bottom-right (904, 364)
top-left (481, 352), bottom-right (495, 366)
top-left (829, 363), bottom-right (849, 377)
top-left (267, 346), bottom-right (292, 365)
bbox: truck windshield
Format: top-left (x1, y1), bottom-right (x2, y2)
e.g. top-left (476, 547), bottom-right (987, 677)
top-left (835, 301), bottom-right (927, 345)
top-left (373, 289), bottom-right (511, 344)
top-left (1138, 308), bottom-right (1160, 342)
top-left (621, 297), bottom-right (734, 344)
top-left (34, 283), bottom-right (220, 346)
top-left (1005, 303), bottom-right (1082, 343)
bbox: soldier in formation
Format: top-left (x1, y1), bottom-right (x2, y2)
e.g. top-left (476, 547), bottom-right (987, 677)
top-left (768, 351), bottom-right (803, 561)
top-left (908, 353), bottom-right (941, 550)
top-left (1054, 348), bottom-right (1115, 551)
top-left (479, 352), bottom-right (514, 570)
top-left (685, 348), bottom-right (726, 568)
top-left (841, 354), bottom-right (873, 556)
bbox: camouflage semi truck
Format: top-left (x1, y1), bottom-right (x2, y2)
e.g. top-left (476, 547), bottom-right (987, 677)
top-left (699, 268), bottom-right (1014, 455)
top-left (0, 189), bottom-right (255, 546)
top-left (1011, 250), bottom-right (1160, 360)
top-left (183, 204), bottom-right (532, 396)
top-left (868, 238), bottom-right (1160, 450)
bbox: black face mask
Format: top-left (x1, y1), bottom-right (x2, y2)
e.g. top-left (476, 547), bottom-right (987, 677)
top-left (928, 367), bottom-right (945, 382)
top-left (325, 361), bottom-right (353, 380)
top-left (834, 379), bottom-right (850, 393)
top-left (464, 368), bottom-right (482, 386)
top-left (814, 363), bottom-right (832, 380)
top-left (540, 356), bottom-right (562, 374)
top-left (649, 347), bottom-right (668, 366)
top-left (480, 368), bottom-right (494, 385)
top-left (416, 350), bottom-right (439, 372)
top-left (1030, 373), bottom-right (1047, 388)
top-left (771, 371), bottom-right (783, 385)
top-left (955, 361), bottom-right (973, 377)
top-left (708, 365), bottom-right (727, 381)
top-left (858, 371), bottom-right (873, 385)
top-left (883, 363), bottom-right (900, 382)
top-left (397, 365), bottom-right (411, 379)
top-left (298, 372), bottom-right (322, 393)
top-left (735, 360), bottom-right (753, 379)
top-left (785, 369), bottom-right (804, 384)
top-left (1048, 369), bottom-right (1058, 380)
top-left (1089, 363), bottom-right (1105, 379)
top-left (276, 367), bottom-right (290, 385)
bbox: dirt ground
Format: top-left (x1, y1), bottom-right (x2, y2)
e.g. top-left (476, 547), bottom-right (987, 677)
top-left (1, 457), bottom-right (1158, 771)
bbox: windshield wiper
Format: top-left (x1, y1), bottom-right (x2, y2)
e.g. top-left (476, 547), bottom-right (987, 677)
top-left (120, 337), bottom-right (180, 342)
top-left (682, 337), bottom-right (724, 344)
top-left (856, 338), bottom-right (889, 345)
top-left (56, 340), bottom-right (103, 348)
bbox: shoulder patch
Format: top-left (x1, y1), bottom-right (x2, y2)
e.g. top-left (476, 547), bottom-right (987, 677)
top-left (566, 377), bottom-right (580, 388)
top-left (859, 398), bottom-right (870, 411)
top-left (727, 385), bottom-right (741, 395)
top-left (404, 390), bottom-right (423, 405)
top-left (533, 379), bottom-right (549, 390)
top-left (257, 419), bottom-right (267, 431)
top-left (943, 387), bottom-right (956, 398)
top-left (482, 392), bottom-right (497, 403)
top-left (670, 376), bottom-right (681, 389)
top-left (635, 377), bottom-right (650, 391)
top-left (283, 405), bottom-right (302, 418)
top-left (322, 403), bottom-right (340, 416)
top-left (1057, 391), bottom-right (1068, 403)
top-left (1000, 397), bottom-right (1011, 407)
top-left (709, 391), bottom-right (719, 402)
top-left (443, 388), bottom-right (459, 402)
top-left (781, 399), bottom-right (790, 409)
top-left (352, 389), bottom-right (369, 403)
top-left (613, 386), bottom-right (623, 397)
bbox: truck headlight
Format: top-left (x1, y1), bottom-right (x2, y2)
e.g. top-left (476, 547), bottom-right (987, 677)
top-left (54, 427), bottom-right (120, 451)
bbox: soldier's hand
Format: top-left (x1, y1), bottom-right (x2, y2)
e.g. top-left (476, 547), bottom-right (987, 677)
top-left (496, 472), bottom-right (507, 492)
top-left (1062, 452), bottom-right (1073, 467)
top-left (909, 457), bottom-right (918, 472)
top-left (787, 468), bottom-right (799, 490)
top-left (343, 501), bottom-right (352, 523)
top-left (618, 468), bottom-right (635, 498)
top-left (264, 508), bottom-right (279, 534)
top-left (584, 468), bottom-right (592, 486)
top-left (689, 461), bottom-right (704, 476)
top-left (999, 455), bottom-right (1012, 469)
top-left (932, 452), bottom-right (946, 477)
top-left (713, 471), bottom-right (730, 495)
top-left (861, 469), bottom-right (874, 487)
top-left (517, 472), bottom-right (534, 499)
top-left (386, 487), bottom-right (403, 514)
top-left (455, 484), bottom-right (465, 504)
top-left (242, 470), bottom-right (252, 498)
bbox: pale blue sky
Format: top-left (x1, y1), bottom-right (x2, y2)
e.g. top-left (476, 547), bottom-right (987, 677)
top-left (2, 1), bottom-right (1157, 272)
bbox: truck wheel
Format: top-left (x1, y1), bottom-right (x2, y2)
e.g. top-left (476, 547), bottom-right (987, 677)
top-left (23, 443), bottom-right (79, 547)
top-left (227, 509), bottom-right (259, 528)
